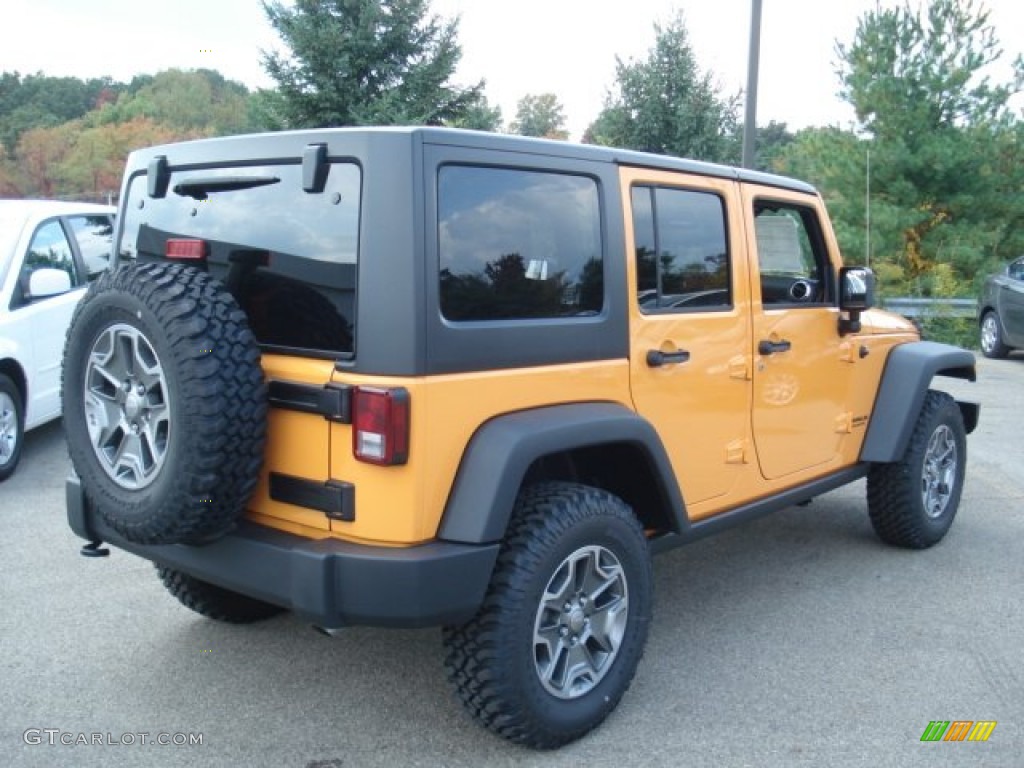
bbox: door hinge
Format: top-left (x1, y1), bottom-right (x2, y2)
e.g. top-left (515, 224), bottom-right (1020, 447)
top-left (725, 439), bottom-right (748, 464)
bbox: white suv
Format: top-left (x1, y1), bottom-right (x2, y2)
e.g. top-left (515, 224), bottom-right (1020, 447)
top-left (0, 200), bottom-right (115, 480)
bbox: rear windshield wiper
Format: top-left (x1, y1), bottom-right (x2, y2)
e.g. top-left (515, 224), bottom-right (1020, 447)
top-left (173, 175), bottom-right (280, 200)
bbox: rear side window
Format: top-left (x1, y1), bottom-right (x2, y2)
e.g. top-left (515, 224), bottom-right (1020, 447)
top-left (119, 163), bottom-right (361, 357)
top-left (631, 185), bottom-right (730, 312)
top-left (438, 165), bottom-right (603, 321)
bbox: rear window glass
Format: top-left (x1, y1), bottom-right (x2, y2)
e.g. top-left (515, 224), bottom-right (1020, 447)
top-left (119, 163), bottom-right (360, 356)
top-left (438, 165), bottom-right (603, 321)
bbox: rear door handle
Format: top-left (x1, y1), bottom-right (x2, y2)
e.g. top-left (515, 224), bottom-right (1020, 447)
top-left (647, 349), bottom-right (690, 367)
top-left (758, 339), bottom-right (792, 355)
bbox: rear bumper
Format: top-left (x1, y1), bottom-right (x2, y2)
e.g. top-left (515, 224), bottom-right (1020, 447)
top-left (66, 475), bottom-right (499, 628)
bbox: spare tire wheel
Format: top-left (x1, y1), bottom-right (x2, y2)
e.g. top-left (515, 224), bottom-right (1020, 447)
top-left (62, 262), bottom-right (267, 545)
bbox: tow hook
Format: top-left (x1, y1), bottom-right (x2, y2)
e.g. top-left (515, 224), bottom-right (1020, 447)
top-left (80, 540), bottom-right (110, 558)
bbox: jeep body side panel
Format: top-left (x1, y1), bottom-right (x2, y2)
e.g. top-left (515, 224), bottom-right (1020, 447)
top-left (650, 464), bottom-right (871, 553)
top-left (860, 341), bottom-right (978, 463)
top-left (439, 403), bottom-right (686, 544)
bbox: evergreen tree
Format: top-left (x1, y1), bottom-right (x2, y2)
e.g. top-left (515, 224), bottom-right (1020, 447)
top-left (261, 0), bottom-right (483, 128)
top-left (585, 12), bottom-right (739, 163)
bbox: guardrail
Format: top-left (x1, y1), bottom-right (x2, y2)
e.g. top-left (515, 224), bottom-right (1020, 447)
top-left (880, 297), bottom-right (977, 318)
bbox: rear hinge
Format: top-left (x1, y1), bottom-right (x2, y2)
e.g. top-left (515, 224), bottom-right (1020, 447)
top-left (270, 473), bottom-right (355, 521)
top-left (268, 380), bottom-right (351, 423)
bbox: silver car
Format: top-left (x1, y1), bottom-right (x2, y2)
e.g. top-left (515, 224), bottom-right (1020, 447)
top-left (979, 256), bottom-right (1024, 358)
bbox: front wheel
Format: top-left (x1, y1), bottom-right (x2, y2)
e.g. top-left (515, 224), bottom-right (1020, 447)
top-left (979, 311), bottom-right (1010, 359)
top-left (443, 482), bottom-right (653, 749)
top-left (867, 390), bottom-right (967, 549)
top-left (0, 374), bottom-right (24, 481)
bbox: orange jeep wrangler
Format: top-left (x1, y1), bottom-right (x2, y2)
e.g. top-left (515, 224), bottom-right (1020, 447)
top-left (63, 128), bottom-right (978, 748)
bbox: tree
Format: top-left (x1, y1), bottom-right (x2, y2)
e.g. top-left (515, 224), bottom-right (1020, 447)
top-left (754, 121), bottom-right (795, 173)
top-left (835, 0), bottom-right (1024, 289)
top-left (585, 12), bottom-right (739, 163)
top-left (510, 93), bottom-right (568, 139)
top-left (95, 69), bottom-right (255, 136)
top-left (261, 0), bottom-right (483, 128)
top-left (837, 0), bottom-right (1022, 142)
top-left (446, 92), bottom-right (503, 132)
top-left (778, 0), bottom-right (1024, 298)
top-left (0, 72), bottom-right (126, 153)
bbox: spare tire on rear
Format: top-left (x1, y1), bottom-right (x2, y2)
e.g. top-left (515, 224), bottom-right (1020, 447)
top-left (62, 261), bottom-right (267, 545)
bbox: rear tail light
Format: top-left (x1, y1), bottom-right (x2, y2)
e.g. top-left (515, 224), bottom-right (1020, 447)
top-left (165, 238), bottom-right (208, 260)
top-left (352, 387), bottom-right (409, 465)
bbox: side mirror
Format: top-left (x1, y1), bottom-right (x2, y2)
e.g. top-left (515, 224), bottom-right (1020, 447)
top-left (27, 267), bottom-right (73, 300)
top-left (838, 266), bottom-right (875, 334)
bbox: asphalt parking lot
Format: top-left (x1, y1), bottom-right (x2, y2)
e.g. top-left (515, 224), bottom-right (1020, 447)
top-left (2, 356), bottom-right (1022, 768)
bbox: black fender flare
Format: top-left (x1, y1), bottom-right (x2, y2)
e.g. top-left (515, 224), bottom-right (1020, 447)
top-left (437, 402), bottom-right (686, 544)
top-left (860, 341), bottom-right (978, 463)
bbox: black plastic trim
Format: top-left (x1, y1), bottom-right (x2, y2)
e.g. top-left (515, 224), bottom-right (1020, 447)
top-left (269, 473), bottom-right (355, 521)
top-left (66, 476), bottom-right (498, 628)
top-left (649, 465), bottom-right (870, 554)
top-left (861, 341), bottom-right (978, 463)
top-left (268, 380), bottom-right (351, 423)
top-left (303, 143), bottom-right (329, 193)
top-left (147, 155), bottom-right (169, 198)
top-left (439, 403), bottom-right (686, 544)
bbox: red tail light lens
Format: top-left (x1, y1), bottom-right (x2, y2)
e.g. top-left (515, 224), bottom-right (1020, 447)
top-left (165, 238), bottom-right (208, 260)
top-left (352, 387), bottom-right (409, 465)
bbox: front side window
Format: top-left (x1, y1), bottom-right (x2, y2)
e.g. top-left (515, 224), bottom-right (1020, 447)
top-left (632, 185), bottom-right (730, 312)
top-left (13, 220), bottom-right (78, 308)
top-left (753, 201), bottom-right (831, 306)
top-left (438, 166), bottom-right (603, 321)
top-left (68, 214), bottom-right (114, 278)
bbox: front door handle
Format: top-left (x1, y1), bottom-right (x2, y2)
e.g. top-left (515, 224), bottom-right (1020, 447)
top-left (758, 339), bottom-right (792, 355)
top-left (647, 349), bottom-right (690, 367)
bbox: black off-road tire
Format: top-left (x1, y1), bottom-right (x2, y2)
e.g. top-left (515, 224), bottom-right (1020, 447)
top-left (443, 482), bottom-right (653, 749)
top-left (0, 373), bottom-right (24, 482)
top-left (62, 262), bottom-right (266, 545)
top-left (979, 310), bottom-right (1010, 359)
top-left (157, 566), bottom-right (284, 623)
top-left (867, 390), bottom-right (967, 549)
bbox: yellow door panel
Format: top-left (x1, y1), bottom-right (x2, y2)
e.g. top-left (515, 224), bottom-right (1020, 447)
top-left (620, 168), bottom-right (755, 513)
top-left (741, 184), bottom-right (863, 480)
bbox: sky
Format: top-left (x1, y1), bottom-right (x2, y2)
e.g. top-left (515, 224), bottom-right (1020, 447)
top-left (2, 0), bottom-right (1023, 140)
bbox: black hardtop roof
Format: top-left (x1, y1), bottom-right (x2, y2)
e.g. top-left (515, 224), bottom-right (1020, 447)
top-left (127, 126), bottom-right (817, 196)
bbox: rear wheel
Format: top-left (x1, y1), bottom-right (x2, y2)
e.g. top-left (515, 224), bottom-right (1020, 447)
top-left (979, 311), bottom-right (1009, 359)
top-left (867, 390), bottom-right (966, 549)
top-left (0, 374), bottom-right (24, 482)
top-left (443, 482), bottom-right (652, 749)
top-left (157, 567), bottom-right (284, 623)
